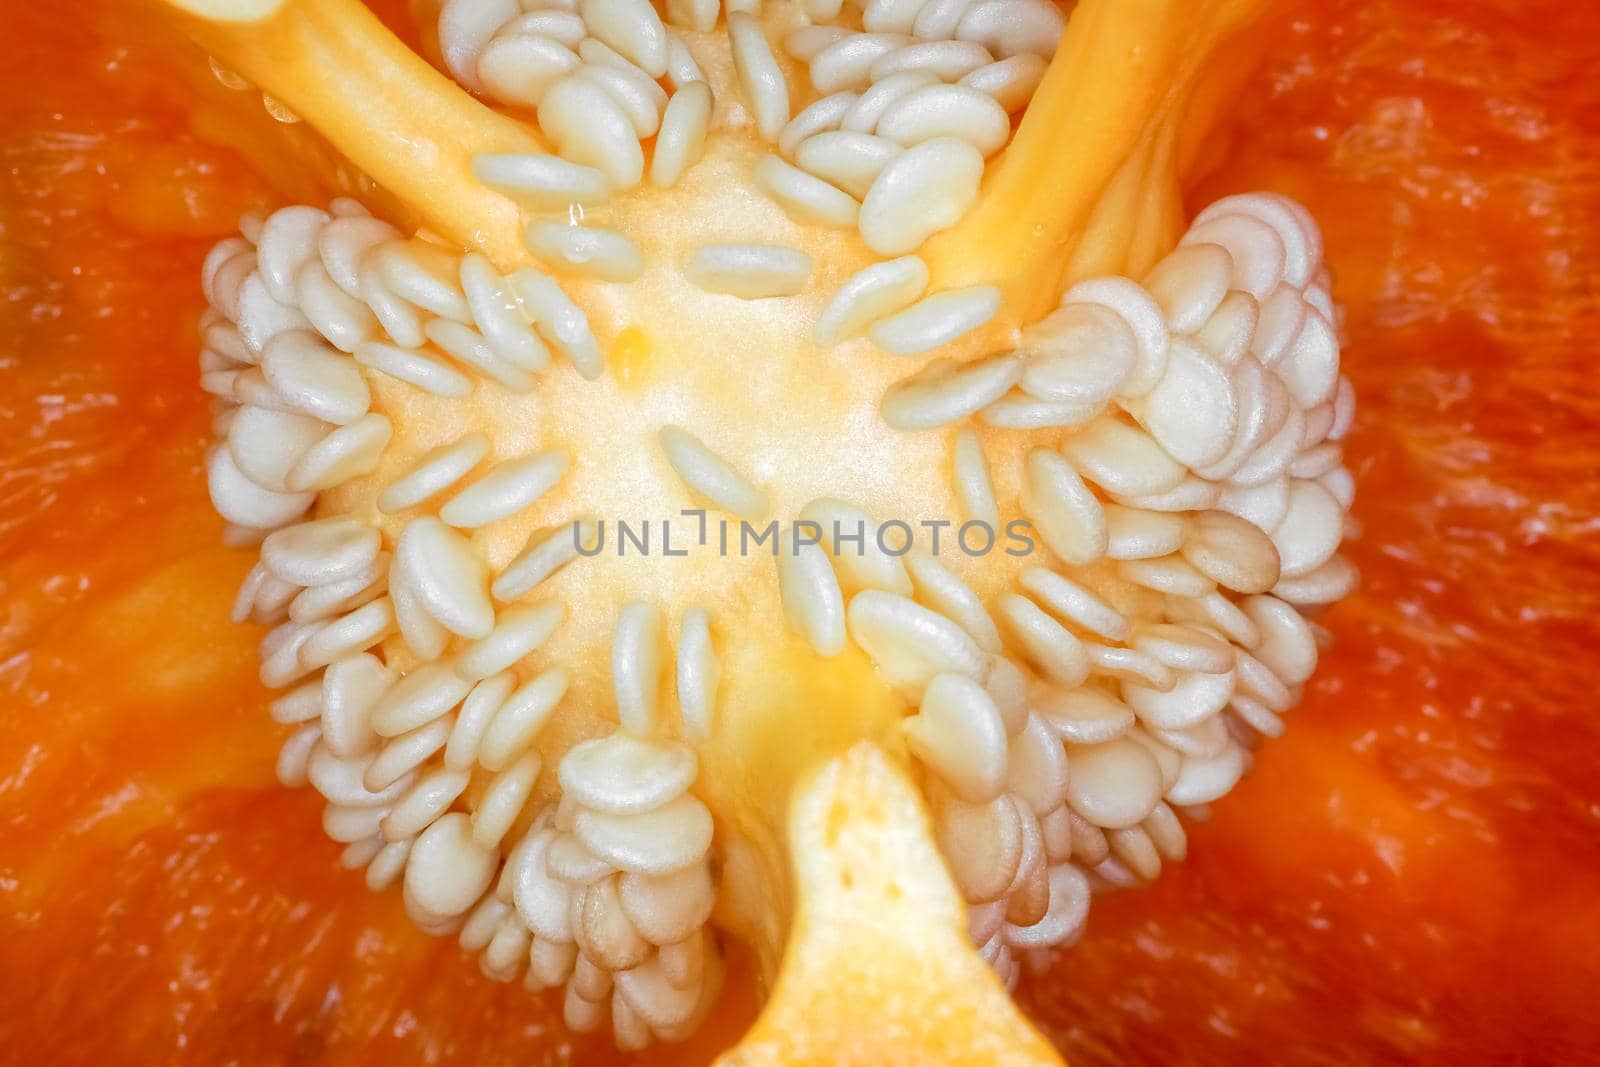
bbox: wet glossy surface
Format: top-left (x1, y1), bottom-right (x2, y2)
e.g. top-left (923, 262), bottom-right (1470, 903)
top-left (2, 0), bottom-right (1599, 1063)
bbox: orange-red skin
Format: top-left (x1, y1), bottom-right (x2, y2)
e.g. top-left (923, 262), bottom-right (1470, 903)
top-left (2, 0), bottom-right (1599, 1063)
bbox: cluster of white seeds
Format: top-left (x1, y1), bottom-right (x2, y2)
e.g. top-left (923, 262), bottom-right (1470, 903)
top-left (427, 0), bottom-right (1058, 352)
top-left (203, 200), bottom-right (724, 1049)
top-left (776, 0), bottom-right (1059, 253)
top-left (762, 193), bottom-right (1355, 983)
top-left (194, 0), bottom-right (1357, 1048)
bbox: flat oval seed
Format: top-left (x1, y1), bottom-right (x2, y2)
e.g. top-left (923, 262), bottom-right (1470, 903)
top-left (574, 874), bottom-right (651, 971)
top-left (254, 208), bottom-right (327, 314)
top-left (1181, 510), bottom-right (1282, 594)
top-left (1060, 276), bottom-right (1171, 398)
top-left (1118, 555), bottom-right (1216, 600)
top-left (777, 537), bottom-right (846, 656)
top-left (460, 253), bottom-right (550, 372)
top-left (319, 216), bottom-right (400, 299)
top-left (480, 667), bottom-right (571, 770)
top-left (371, 661), bottom-right (474, 737)
top-left (438, 0), bottom-right (518, 89)
top-left (1218, 477), bottom-right (1290, 535)
top-left (1018, 567), bottom-right (1128, 642)
top-left (842, 70), bottom-right (939, 133)
top-left (864, 0), bottom-right (926, 34)
top-left (472, 752), bottom-right (542, 850)
top-left (405, 813), bottom-right (498, 920)
top-left (619, 864), bottom-right (716, 947)
top-left (426, 319), bottom-right (535, 393)
top-left (1034, 685), bottom-right (1135, 744)
top-left (379, 433), bottom-right (491, 513)
top-left (228, 405), bottom-right (327, 492)
top-left (994, 593), bottom-right (1089, 688)
top-left (1132, 338), bottom-right (1238, 468)
top-left (574, 793), bottom-right (714, 874)
top-left (868, 285), bottom-right (1001, 355)
top-left (904, 672), bottom-right (1008, 803)
top-left (795, 130), bottom-right (901, 200)
top-left (959, 53), bottom-right (1048, 112)
top-left (207, 445), bottom-right (313, 529)
top-left (473, 152), bottom-right (611, 210)
top-left (1143, 243), bottom-right (1233, 333)
top-left (1123, 666), bottom-right (1236, 731)
top-left (1006, 713), bottom-right (1071, 815)
top-left (859, 137), bottom-right (984, 256)
top-left (613, 602), bottom-right (666, 735)
top-left (1020, 449), bottom-right (1108, 566)
top-left (956, 0), bottom-right (1066, 58)
top-left (1196, 192), bottom-right (1320, 287)
top-left (659, 425), bottom-right (770, 520)
top-left (493, 521), bottom-right (589, 602)
top-left (582, 0), bottom-right (669, 76)
top-left (307, 743), bottom-right (411, 807)
top-left (935, 791), bottom-right (1023, 902)
top-left (575, 56), bottom-right (667, 138)
top-left (877, 84), bottom-right (1011, 157)
top-left (1064, 737), bottom-right (1163, 830)
top-left (1132, 623), bottom-right (1235, 674)
top-left (872, 39), bottom-right (993, 81)
top-left (297, 598), bottom-right (396, 669)
top-left (1004, 863), bottom-right (1092, 950)
top-left (1165, 744), bottom-right (1248, 806)
top-left (354, 340), bottom-right (473, 398)
top-left (778, 90), bottom-right (857, 158)
top-left (537, 77), bottom-right (645, 190)
top-left (881, 352), bottom-right (1022, 431)
top-left (814, 256), bottom-right (928, 345)
top-left (728, 12), bottom-right (790, 141)
top-left (905, 553), bottom-right (1001, 653)
top-left (810, 33), bottom-right (908, 93)
top-left (683, 243), bottom-right (812, 300)
top-left (798, 498), bottom-right (913, 596)
top-left (754, 154), bottom-right (858, 229)
top-left (651, 81), bottom-right (714, 188)
top-left (261, 518), bottom-right (380, 586)
top-left (384, 767), bottom-right (471, 841)
top-left (444, 673), bottom-right (515, 771)
top-left (525, 220), bottom-right (645, 282)
top-left (559, 734), bottom-right (699, 814)
top-left (1060, 419), bottom-right (1187, 498)
top-left (1181, 212), bottom-right (1286, 299)
top-left (783, 24), bottom-right (849, 61)
top-left (456, 600), bottom-right (566, 680)
top-left (261, 330), bottom-right (371, 425)
top-left (509, 269), bottom-right (604, 379)
top-left (1242, 594), bottom-right (1318, 686)
top-left (669, 30), bottom-right (710, 81)
top-left (395, 517), bottom-right (495, 638)
top-left (505, 9), bottom-right (586, 45)
top-left (1019, 302), bottom-right (1136, 407)
top-left (1273, 308), bottom-right (1337, 412)
top-left (1274, 554), bottom-right (1360, 606)
top-left (1194, 290), bottom-right (1259, 368)
top-left (676, 607), bottom-right (720, 742)
top-left (511, 831), bottom-right (574, 942)
top-left (1103, 504), bottom-right (1186, 560)
top-left (952, 428), bottom-right (1000, 530)
top-left (371, 241), bottom-right (471, 322)
top-left (846, 590), bottom-right (987, 695)
top-left (1114, 475), bottom-right (1223, 513)
top-left (440, 450), bottom-right (571, 528)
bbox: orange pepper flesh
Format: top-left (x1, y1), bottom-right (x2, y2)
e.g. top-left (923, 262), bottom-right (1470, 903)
top-left (3, 0), bottom-right (1600, 1063)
